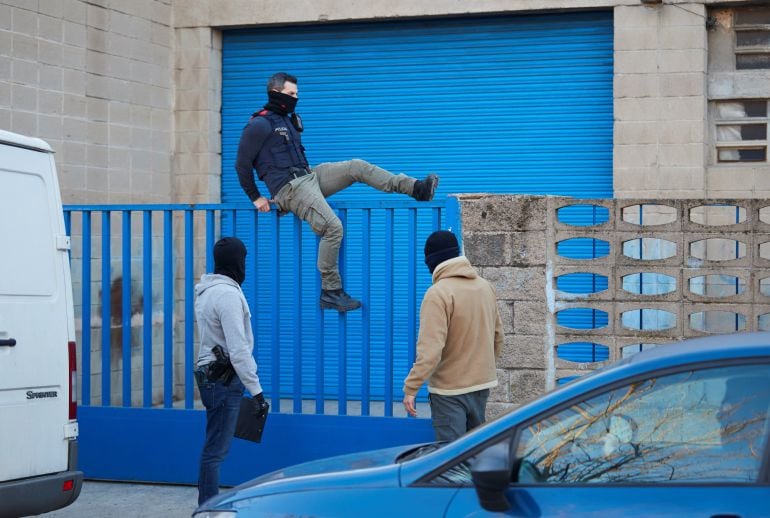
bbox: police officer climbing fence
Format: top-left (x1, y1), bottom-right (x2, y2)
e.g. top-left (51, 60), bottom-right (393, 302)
top-left (235, 72), bottom-right (439, 312)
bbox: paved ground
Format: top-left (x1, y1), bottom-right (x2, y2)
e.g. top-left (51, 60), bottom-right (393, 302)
top-left (40, 481), bottom-right (199, 518)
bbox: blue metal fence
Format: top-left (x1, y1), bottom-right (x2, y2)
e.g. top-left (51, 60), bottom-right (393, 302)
top-left (64, 199), bottom-right (456, 411)
top-left (62, 200), bottom-right (450, 483)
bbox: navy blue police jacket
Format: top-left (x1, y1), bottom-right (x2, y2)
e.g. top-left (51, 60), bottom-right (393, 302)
top-left (235, 110), bottom-right (309, 201)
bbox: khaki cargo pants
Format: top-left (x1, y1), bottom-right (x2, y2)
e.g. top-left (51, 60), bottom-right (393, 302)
top-left (273, 159), bottom-right (416, 291)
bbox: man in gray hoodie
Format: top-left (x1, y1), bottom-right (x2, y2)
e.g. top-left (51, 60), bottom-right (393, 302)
top-left (194, 237), bottom-right (268, 505)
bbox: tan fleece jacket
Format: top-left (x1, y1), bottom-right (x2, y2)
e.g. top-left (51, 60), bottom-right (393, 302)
top-left (403, 256), bottom-right (503, 396)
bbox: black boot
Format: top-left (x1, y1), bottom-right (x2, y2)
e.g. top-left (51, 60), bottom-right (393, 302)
top-left (320, 289), bottom-right (362, 312)
top-left (411, 174), bottom-right (439, 201)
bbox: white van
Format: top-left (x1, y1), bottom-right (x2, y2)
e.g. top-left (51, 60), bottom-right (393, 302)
top-left (0, 130), bottom-right (82, 517)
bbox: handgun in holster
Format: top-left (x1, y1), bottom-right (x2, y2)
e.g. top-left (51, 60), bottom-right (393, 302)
top-left (207, 345), bottom-right (236, 385)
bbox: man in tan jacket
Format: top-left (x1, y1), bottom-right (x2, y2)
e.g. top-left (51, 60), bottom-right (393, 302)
top-left (403, 230), bottom-right (503, 442)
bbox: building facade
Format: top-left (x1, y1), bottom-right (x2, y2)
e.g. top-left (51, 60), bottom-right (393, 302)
top-left (1, 0), bottom-right (768, 204)
top-left (3, 0), bottom-right (770, 410)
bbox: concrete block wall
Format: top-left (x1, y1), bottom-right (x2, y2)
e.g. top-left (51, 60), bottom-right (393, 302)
top-left (614, 3), bottom-right (709, 198)
top-left (0, 0), bottom-right (174, 203)
top-left (173, 27), bottom-right (222, 203)
top-left (460, 194), bottom-right (770, 416)
top-left (459, 195), bottom-right (551, 420)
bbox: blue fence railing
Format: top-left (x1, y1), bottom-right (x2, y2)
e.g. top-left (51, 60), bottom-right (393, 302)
top-left (64, 199), bottom-right (458, 416)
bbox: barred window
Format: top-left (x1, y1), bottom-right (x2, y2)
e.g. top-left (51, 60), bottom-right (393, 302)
top-left (735, 8), bottom-right (770, 70)
top-left (714, 99), bottom-right (768, 163)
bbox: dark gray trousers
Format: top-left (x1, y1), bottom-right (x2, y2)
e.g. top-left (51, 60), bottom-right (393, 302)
top-left (429, 389), bottom-right (490, 442)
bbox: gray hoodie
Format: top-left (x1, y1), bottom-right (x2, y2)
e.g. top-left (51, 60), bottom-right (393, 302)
top-left (194, 273), bottom-right (262, 396)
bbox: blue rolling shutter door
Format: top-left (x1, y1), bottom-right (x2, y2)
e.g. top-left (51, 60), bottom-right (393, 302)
top-left (221, 12), bottom-right (613, 399)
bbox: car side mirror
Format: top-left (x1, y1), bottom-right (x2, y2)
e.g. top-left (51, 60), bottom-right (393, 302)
top-left (470, 441), bottom-right (512, 512)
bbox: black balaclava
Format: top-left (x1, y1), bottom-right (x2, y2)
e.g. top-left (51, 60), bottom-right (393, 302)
top-left (424, 230), bottom-right (460, 274)
top-left (264, 90), bottom-right (298, 116)
top-left (213, 237), bottom-right (247, 285)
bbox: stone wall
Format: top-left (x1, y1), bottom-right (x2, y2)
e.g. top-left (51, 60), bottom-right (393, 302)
top-left (460, 194), bottom-right (770, 417)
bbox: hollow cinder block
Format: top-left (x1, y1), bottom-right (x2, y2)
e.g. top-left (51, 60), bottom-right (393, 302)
top-left (615, 265), bottom-right (682, 302)
top-left (553, 229), bottom-right (614, 267)
top-left (552, 265), bottom-right (615, 303)
top-left (683, 232), bottom-right (753, 268)
top-left (615, 199), bottom-right (683, 232)
top-left (682, 302), bottom-right (754, 337)
top-left (614, 301), bottom-right (683, 338)
top-left (614, 231), bottom-right (684, 267)
top-left (681, 199), bottom-right (753, 232)
top-left (551, 197), bottom-right (615, 232)
top-left (553, 300), bottom-right (615, 336)
top-left (682, 267), bottom-right (753, 304)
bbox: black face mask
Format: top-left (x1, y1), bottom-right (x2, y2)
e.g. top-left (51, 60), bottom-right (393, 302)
top-left (213, 237), bottom-right (247, 285)
top-left (265, 90), bottom-right (298, 115)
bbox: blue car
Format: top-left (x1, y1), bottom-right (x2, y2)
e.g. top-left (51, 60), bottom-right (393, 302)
top-left (194, 332), bottom-right (770, 517)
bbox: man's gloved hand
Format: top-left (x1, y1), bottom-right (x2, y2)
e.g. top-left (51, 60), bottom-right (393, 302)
top-left (252, 392), bottom-right (269, 419)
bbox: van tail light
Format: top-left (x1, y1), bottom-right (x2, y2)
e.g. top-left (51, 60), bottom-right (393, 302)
top-left (68, 341), bottom-right (77, 420)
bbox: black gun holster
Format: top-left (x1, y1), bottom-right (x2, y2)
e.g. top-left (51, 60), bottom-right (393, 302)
top-left (200, 345), bottom-right (236, 385)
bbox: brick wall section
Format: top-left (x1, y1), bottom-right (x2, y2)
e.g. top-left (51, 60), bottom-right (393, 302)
top-left (0, 0), bottom-right (173, 203)
top-left (614, 4), bottom-right (709, 198)
top-left (460, 194), bottom-right (770, 417)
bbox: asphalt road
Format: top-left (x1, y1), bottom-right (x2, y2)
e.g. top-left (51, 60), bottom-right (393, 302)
top-left (40, 481), bottom-right (199, 518)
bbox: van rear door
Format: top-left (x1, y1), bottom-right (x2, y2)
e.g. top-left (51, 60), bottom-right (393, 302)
top-left (0, 141), bottom-right (74, 482)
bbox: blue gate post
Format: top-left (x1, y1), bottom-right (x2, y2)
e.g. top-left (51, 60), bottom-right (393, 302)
top-left (101, 211), bottom-right (111, 407)
top-left (82, 211), bottom-right (92, 406)
top-left (122, 210), bottom-right (132, 407)
top-left (142, 210), bottom-right (152, 408)
top-left (444, 195), bottom-right (462, 249)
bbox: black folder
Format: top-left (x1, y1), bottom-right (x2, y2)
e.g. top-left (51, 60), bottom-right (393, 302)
top-left (234, 397), bottom-right (268, 443)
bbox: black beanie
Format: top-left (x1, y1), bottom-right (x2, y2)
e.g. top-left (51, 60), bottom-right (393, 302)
top-left (213, 237), bottom-right (247, 285)
top-left (424, 230), bottom-right (460, 274)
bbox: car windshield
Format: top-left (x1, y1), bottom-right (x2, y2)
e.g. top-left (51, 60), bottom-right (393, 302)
top-left (422, 362), bottom-right (770, 487)
top-left (516, 364), bottom-right (770, 484)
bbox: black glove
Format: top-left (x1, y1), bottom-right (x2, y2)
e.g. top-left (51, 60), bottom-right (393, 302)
top-left (252, 392), bottom-right (269, 419)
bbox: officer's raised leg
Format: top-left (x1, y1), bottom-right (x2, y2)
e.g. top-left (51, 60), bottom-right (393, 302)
top-left (314, 159), bottom-right (438, 201)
